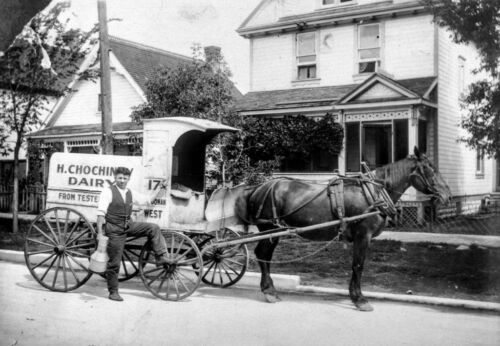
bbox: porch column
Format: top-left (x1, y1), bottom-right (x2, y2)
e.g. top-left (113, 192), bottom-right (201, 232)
top-left (338, 111), bottom-right (346, 174)
top-left (408, 105), bottom-right (424, 222)
top-left (408, 106), bottom-right (419, 154)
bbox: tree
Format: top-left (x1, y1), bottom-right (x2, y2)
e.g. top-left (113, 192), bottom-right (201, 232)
top-left (131, 45), bottom-right (279, 187)
top-left (424, 0), bottom-right (500, 159)
top-left (0, 3), bottom-right (97, 232)
top-left (132, 46), bottom-right (344, 187)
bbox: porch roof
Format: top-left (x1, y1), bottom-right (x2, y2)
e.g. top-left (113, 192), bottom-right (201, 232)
top-left (235, 76), bottom-right (436, 114)
top-left (27, 122), bottom-right (142, 140)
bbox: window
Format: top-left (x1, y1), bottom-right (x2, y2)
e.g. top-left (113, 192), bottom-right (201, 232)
top-left (358, 24), bottom-right (381, 74)
top-left (362, 123), bottom-right (392, 170)
top-left (345, 119), bottom-right (409, 172)
top-left (458, 56), bottom-right (466, 94)
top-left (296, 32), bottom-right (317, 80)
top-left (323, 0), bottom-right (353, 5)
top-left (476, 149), bottom-right (484, 178)
top-left (98, 93), bottom-right (102, 112)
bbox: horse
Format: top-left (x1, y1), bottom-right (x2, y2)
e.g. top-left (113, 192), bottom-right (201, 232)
top-left (233, 147), bottom-right (451, 311)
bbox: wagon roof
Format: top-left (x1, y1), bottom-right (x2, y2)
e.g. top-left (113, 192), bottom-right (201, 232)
top-left (143, 117), bottom-right (239, 133)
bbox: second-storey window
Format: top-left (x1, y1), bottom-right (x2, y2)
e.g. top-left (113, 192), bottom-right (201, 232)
top-left (358, 24), bottom-right (380, 74)
top-left (323, 0), bottom-right (353, 5)
top-left (297, 32), bottom-right (317, 80)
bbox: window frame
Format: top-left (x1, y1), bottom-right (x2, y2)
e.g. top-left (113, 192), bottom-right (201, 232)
top-left (321, 0), bottom-right (355, 7)
top-left (296, 31), bottom-right (318, 81)
top-left (357, 23), bottom-right (382, 74)
top-left (476, 149), bottom-right (485, 178)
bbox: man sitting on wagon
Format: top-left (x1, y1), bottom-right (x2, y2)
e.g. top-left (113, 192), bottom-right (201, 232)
top-left (97, 166), bottom-right (169, 302)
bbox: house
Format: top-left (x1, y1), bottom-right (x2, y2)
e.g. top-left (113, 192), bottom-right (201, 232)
top-left (235, 0), bottom-right (498, 215)
top-left (26, 36), bottom-right (199, 183)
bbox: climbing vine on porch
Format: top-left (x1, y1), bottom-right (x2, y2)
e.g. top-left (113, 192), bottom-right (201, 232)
top-left (240, 113), bottom-right (344, 163)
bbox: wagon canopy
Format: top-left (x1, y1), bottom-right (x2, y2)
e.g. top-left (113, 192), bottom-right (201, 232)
top-left (143, 117), bottom-right (239, 149)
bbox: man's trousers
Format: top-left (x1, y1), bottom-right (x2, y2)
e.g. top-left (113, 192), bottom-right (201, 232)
top-left (104, 221), bottom-right (167, 293)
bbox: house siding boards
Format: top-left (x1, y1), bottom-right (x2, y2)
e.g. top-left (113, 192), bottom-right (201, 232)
top-left (384, 15), bottom-right (435, 79)
top-left (52, 67), bottom-right (143, 127)
top-left (436, 27), bottom-right (493, 196)
top-left (250, 13), bottom-right (435, 91)
top-left (252, 34), bottom-right (294, 91)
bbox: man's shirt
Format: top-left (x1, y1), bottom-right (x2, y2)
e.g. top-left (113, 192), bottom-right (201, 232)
top-left (97, 184), bottom-right (152, 217)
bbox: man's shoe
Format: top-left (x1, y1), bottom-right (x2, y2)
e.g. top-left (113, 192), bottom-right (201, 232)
top-left (108, 292), bottom-right (123, 301)
top-left (155, 254), bottom-right (170, 267)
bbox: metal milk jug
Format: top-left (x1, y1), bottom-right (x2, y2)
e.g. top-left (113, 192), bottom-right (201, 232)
top-left (89, 236), bottom-right (109, 273)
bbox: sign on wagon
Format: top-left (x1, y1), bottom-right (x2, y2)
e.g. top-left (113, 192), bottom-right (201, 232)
top-left (46, 153), bottom-right (168, 226)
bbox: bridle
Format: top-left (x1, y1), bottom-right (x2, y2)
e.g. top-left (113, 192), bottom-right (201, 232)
top-left (409, 160), bottom-right (440, 197)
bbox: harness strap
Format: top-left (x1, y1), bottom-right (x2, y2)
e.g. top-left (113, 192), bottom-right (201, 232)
top-left (327, 179), bottom-right (347, 239)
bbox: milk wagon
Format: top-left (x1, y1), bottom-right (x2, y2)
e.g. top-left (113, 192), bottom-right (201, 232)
top-left (24, 117), bottom-right (252, 301)
top-left (24, 116), bottom-right (386, 302)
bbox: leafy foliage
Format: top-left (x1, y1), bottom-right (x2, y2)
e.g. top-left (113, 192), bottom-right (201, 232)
top-left (460, 81), bottom-right (500, 158)
top-left (424, 0), bottom-right (500, 158)
top-left (0, 3), bottom-right (97, 230)
top-left (131, 45), bottom-right (233, 123)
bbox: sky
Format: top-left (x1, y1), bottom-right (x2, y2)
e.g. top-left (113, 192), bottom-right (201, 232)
top-left (65, 0), bottom-right (263, 94)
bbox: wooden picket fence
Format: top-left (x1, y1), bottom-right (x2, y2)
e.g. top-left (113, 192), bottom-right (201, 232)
top-left (0, 184), bottom-right (46, 214)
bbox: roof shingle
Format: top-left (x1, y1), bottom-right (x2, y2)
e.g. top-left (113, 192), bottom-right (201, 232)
top-left (235, 76), bottom-right (436, 113)
top-left (109, 36), bottom-right (192, 93)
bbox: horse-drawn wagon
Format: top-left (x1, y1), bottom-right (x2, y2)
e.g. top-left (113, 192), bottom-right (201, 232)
top-left (24, 116), bottom-right (451, 310)
top-left (24, 117), bottom-right (250, 301)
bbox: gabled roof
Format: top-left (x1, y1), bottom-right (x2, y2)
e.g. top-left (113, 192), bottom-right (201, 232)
top-left (337, 74), bottom-right (435, 104)
top-left (109, 36), bottom-right (192, 93)
top-left (238, 0), bottom-right (429, 37)
top-left (235, 75), bottom-right (437, 115)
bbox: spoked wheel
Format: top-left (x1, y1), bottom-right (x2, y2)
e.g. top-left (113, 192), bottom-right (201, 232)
top-left (197, 228), bottom-right (249, 288)
top-left (139, 231), bottom-right (203, 301)
top-left (24, 207), bottom-right (96, 292)
top-left (118, 236), bottom-right (144, 281)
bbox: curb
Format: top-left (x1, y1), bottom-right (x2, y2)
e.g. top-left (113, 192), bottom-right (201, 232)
top-left (294, 286), bottom-right (500, 312)
top-left (3, 249), bottom-right (499, 312)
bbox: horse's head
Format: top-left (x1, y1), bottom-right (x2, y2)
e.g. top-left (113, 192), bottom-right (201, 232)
top-left (409, 147), bottom-right (452, 205)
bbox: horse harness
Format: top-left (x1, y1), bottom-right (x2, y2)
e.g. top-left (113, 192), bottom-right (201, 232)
top-left (250, 171), bottom-right (397, 241)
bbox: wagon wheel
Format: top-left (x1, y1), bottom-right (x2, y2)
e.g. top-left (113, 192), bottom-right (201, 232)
top-left (118, 236), bottom-right (144, 281)
top-left (24, 207), bottom-right (96, 292)
top-left (139, 231), bottom-right (203, 301)
top-left (197, 228), bottom-right (249, 288)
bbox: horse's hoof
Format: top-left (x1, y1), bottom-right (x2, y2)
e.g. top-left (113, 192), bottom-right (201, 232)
top-left (355, 301), bottom-right (374, 312)
top-left (264, 293), bottom-right (281, 303)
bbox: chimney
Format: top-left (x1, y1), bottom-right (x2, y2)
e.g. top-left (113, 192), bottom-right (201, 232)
top-left (204, 45), bottom-right (221, 72)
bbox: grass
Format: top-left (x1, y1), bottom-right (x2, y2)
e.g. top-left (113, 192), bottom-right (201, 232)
top-left (2, 216), bottom-right (500, 303)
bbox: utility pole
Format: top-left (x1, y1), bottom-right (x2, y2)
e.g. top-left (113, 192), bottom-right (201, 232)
top-left (98, 0), bottom-right (113, 154)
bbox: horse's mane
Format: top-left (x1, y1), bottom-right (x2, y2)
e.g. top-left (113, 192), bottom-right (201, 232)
top-left (374, 156), bottom-right (414, 187)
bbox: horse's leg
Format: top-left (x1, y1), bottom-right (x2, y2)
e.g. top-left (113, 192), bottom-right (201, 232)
top-left (349, 227), bottom-right (374, 312)
top-left (254, 232), bottom-right (281, 303)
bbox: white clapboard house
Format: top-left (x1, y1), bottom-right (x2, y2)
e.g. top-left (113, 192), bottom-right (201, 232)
top-left (235, 0), bottom-right (498, 217)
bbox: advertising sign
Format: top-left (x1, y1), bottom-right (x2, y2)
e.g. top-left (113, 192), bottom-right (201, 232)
top-left (47, 153), bottom-right (169, 226)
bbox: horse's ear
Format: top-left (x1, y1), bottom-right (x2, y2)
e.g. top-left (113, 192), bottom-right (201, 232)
top-left (414, 146), bottom-right (421, 159)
